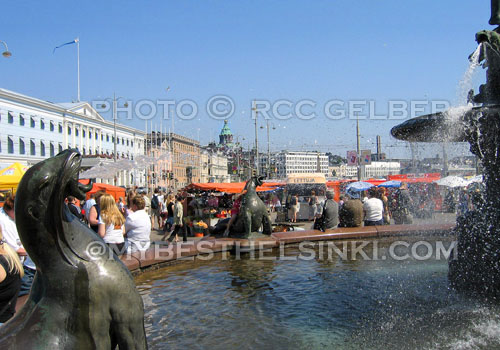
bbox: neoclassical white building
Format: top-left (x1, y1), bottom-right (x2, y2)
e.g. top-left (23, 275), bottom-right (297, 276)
top-left (0, 88), bottom-right (146, 187)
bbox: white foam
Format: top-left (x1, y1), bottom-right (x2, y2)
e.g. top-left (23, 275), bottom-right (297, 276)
top-left (457, 43), bottom-right (483, 106)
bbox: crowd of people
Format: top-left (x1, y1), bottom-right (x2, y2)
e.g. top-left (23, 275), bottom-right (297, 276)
top-left (0, 180), bottom-right (465, 324)
top-left (295, 185), bottom-right (416, 231)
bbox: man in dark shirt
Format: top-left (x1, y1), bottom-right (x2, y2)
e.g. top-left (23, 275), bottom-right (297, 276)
top-left (339, 191), bottom-right (364, 227)
top-left (66, 196), bottom-right (83, 220)
top-left (317, 190), bottom-right (339, 231)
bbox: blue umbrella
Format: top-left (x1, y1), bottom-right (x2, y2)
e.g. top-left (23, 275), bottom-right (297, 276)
top-left (346, 181), bottom-right (374, 192)
top-left (377, 180), bottom-right (402, 188)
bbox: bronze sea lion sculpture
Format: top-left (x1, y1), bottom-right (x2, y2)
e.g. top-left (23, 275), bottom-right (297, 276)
top-left (220, 176), bottom-right (273, 238)
top-left (0, 150), bottom-right (147, 349)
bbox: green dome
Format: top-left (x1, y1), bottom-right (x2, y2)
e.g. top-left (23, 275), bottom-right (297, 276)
top-left (219, 120), bottom-right (234, 146)
top-left (220, 120), bottom-right (232, 136)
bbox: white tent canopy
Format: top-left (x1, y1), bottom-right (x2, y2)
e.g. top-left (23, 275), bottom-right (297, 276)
top-left (434, 176), bottom-right (468, 188)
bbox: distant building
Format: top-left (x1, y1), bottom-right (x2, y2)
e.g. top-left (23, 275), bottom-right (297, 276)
top-left (363, 161), bottom-right (401, 178)
top-left (200, 149), bottom-right (229, 183)
top-left (330, 161), bottom-right (400, 179)
top-left (168, 133), bottom-right (201, 189)
top-left (330, 164), bottom-right (358, 179)
top-left (218, 120), bottom-right (233, 147)
top-left (260, 151), bottom-right (329, 179)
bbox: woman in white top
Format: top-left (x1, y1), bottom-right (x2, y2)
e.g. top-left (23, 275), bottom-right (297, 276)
top-left (98, 194), bottom-right (126, 256)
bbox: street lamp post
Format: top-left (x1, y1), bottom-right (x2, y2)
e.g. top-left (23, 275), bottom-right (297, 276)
top-left (101, 94), bottom-right (128, 184)
top-left (235, 136), bottom-right (245, 181)
top-left (0, 41), bottom-right (11, 58)
top-left (102, 94), bottom-right (128, 162)
top-left (260, 121), bottom-right (276, 178)
top-left (252, 101), bottom-right (259, 175)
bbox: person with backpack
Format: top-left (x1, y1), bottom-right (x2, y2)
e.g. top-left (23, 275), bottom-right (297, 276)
top-left (150, 188), bottom-right (163, 230)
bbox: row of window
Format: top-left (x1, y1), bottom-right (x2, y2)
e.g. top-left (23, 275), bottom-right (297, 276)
top-left (7, 112), bottom-right (63, 132)
top-left (3, 137), bottom-right (62, 157)
top-left (1, 136), bottom-right (133, 159)
top-left (4, 112), bottom-right (135, 147)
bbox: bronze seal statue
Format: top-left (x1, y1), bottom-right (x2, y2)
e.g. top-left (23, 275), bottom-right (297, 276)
top-left (0, 150), bottom-right (148, 349)
top-left (211, 176), bottom-right (272, 238)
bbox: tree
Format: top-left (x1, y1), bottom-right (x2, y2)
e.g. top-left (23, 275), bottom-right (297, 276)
top-left (326, 152), bottom-right (346, 166)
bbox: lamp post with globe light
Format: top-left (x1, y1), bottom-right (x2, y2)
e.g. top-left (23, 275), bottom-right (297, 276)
top-left (260, 121), bottom-right (276, 178)
top-left (0, 41), bottom-right (11, 58)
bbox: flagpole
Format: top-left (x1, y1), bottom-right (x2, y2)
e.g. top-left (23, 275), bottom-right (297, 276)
top-left (77, 38), bottom-right (80, 102)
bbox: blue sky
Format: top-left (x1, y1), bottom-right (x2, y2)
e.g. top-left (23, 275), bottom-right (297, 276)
top-left (0, 1), bottom-right (491, 158)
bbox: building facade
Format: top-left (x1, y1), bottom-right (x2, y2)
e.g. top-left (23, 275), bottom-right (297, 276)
top-left (330, 162), bottom-right (401, 179)
top-left (200, 150), bottom-right (229, 183)
top-left (168, 133), bottom-right (201, 189)
top-left (0, 88), bottom-right (146, 187)
top-left (145, 133), bottom-right (172, 191)
top-left (363, 161), bottom-right (401, 179)
top-left (260, 151), bottom-right (329, 179)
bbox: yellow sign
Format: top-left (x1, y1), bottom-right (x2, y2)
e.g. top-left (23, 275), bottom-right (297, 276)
top-left (286, 173), bottom-right (326, 184)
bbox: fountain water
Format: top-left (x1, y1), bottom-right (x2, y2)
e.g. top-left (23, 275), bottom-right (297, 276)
top-left (391, 0), bottom-right (500, 297)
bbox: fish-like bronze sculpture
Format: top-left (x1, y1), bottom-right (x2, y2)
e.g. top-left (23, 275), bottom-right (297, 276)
top-left (0, 150), bottom-right (147, 349)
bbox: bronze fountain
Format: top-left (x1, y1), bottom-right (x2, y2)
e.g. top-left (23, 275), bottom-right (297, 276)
top-left (392, 0), bottom-right (500, 297)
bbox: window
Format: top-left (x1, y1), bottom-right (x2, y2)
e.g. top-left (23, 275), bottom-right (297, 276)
top-left (83, 130), bottom-right (86, 138)
top-left (59, 123), bottom-right (63, 133)
top-left (50, 121), bottom-right (55, 132)
top-left (68, 126), bottom-right (72, 135)
top-left (40, 141), bottom-right (45, 157)
top-left (89, 131), bottom-right (92, 139)
top-left (20, 115), bottom-right (25, 126)
top-left (30, 117), bottom-right (35, 128)
top-left (50, 143), bottom-right (55, 157)
top-left (112, 136), bottom-right (115, 143)
top-left (106, 135), bottom-right (110, 142)
top-left (30, 140), bottom-right (36, 156)
top-left (40, 119), bottom-right (45, 130)
top-left (82, 147), bottom-right (86, 155)
top-left (127, 139), bottom-right (129, 146)
top-left (131, 141), bottom-right (134, 147)
top-left (75, 128), bottom-right (79, 137)
top-left (95, 132), bottom-right (98, 140)
top-left (8, 112), bottom-right (13, 124)
top-left (101, 134), bottom-right (104, 141)
top-left (122, 138), bottom-right (124, 145)
top-left (8, 137), bottom-right (14, 154)
top-left (58, 144), bottom-right (63, 153)
top-left (19, 138), bottom-right (25, 155)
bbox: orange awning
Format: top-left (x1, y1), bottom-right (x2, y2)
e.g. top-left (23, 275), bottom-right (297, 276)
top-left (78, 179), bottom-right (126, 201)
top-left (184, 182), bottom-right (283, 194)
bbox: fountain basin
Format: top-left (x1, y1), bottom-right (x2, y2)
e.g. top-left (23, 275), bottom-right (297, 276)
top-left (119, 224), bottom-right (455, 274)
top-left (135, 234), bottom-right (500, 350)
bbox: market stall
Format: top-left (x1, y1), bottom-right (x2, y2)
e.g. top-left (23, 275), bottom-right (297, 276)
top-left (0, 162), bottom-right (28, 193)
